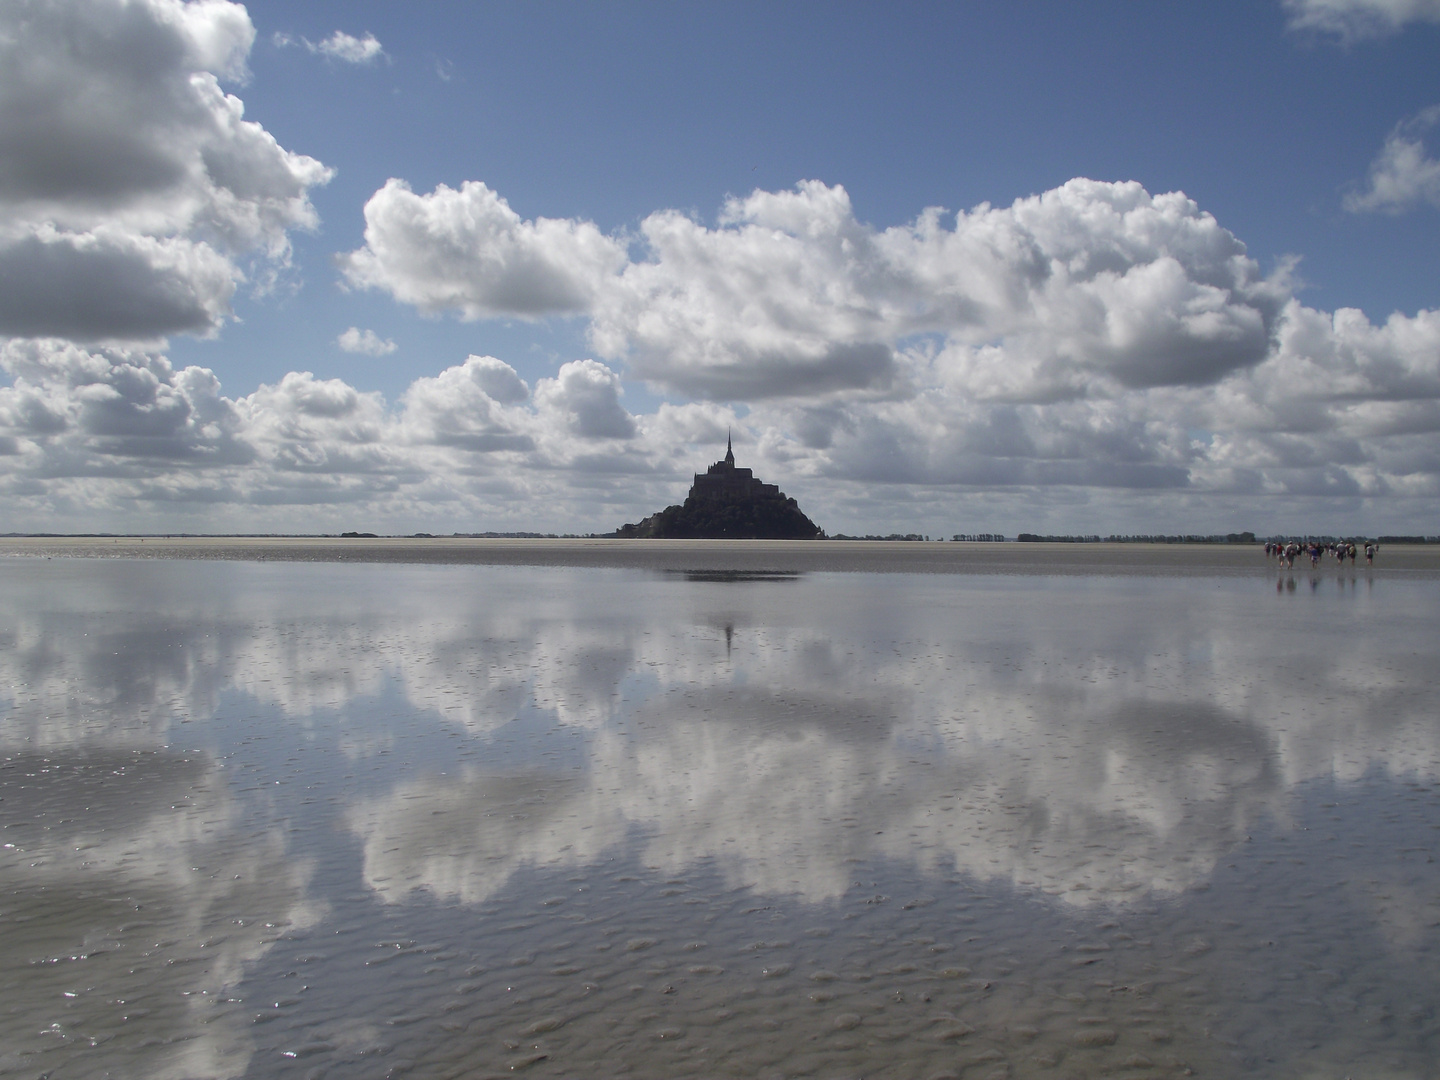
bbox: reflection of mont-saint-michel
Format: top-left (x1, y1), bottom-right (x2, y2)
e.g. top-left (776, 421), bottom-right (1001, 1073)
top-left (613, 436), bottom-right (823, 539)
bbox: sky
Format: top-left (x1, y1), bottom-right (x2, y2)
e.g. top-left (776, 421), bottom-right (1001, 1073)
top-left (2, 0), bottom-right (1439, 537)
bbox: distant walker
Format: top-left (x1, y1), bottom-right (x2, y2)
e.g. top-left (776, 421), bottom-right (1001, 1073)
top-left (613, 435), bottom-right (822, 539)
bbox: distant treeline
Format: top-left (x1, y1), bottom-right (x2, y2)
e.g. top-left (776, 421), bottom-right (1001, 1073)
top-left (1017, 532), bottom-right (1258, 544)
top-left (830, 533), bottom-right (931, 541)
top-left (952, 533), bottom-right (1006, 542)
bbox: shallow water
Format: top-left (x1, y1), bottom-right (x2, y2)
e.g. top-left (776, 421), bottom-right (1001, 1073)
top-left (1, 559), bottom-right (1437, 1079)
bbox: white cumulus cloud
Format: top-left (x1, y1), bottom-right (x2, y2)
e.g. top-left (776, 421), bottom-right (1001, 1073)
top-left (336, 327), bottom-right (397, 356)
top-left (273, 30), bottom-right (385, 64)
top-left (338, 179), bottom-right (628, 319)
top-left (1346, 106), bottom-right (1440, 213)
top-left (0, 342), bottom-right (665, 529)
top-left (312, 30), bottom-right (383, 64)
top-left (398, 354), bottom-right (536, 454)
top-left (533, 359), bottom-right (638, 441)
top-left (1284, 0), bottom-right (1440, 40)
top-left (0, 0), bottom-right (332, 342)
top-left (345, 177), bottom-right (1288, 403)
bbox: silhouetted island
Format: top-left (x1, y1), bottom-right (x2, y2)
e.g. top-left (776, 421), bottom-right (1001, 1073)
top-left (614, 436), bottom-right (822, 539)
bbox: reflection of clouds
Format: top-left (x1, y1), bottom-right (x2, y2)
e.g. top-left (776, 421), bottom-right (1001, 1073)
top-left (0, 751), bottom-right (321, 1079)
top-left (3, 610), bottom-right (231, 748)
top-left (347, 772), bottom-right (627, 906)
top-left (339, 577), bottom-right (1440, 910)
top-left (5, 562), bottom-right (1440, 910)
top-left (915, 697), bottom-right (1280, 900)
top-left (349, 691), bottom-right (1280, 908)
top-left (0, 563), bottom-right (648, 746)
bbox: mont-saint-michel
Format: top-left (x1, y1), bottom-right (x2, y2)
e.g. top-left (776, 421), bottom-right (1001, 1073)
top-left (613, 436), bottom-right (822, 539)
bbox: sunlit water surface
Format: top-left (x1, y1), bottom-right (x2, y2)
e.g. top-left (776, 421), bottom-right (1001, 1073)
top-left (2, 558), bottom-right (1438, 1080)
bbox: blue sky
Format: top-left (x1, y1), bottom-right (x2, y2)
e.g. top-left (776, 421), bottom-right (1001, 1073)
top-left (2, 0), bottom-right (1439, 535)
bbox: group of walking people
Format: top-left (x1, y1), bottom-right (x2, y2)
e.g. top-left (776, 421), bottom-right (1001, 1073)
top-left (1264, 539), bottom-right (1375, 569)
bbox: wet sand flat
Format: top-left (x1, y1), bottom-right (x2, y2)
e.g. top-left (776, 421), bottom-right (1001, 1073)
top-left (3, 535), bottom-right (1438, 576)
top-left (2, 557), bottom-right (1437, 1078)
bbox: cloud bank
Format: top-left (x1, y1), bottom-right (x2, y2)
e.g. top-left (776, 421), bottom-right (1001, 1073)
top-left (4, 274), bottom-right (1439, 534)
top-left (1, 0), bottom-right (1436, 533)
top-left (12, 176), bottom-right (1425, 533)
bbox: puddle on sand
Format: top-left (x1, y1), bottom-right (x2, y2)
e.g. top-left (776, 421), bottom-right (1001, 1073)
top-left (0, 558), bottom-right (1437, 1078)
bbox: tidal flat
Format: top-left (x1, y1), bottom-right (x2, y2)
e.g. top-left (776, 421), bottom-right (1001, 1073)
top-left (6, 535), bottom-right (1440, 577)
top-left (1, 548), bottom-right (1438, 1079)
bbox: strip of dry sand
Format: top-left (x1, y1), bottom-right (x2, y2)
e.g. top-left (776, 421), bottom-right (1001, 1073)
top-left (3, 535), bottom-right (1437, 576)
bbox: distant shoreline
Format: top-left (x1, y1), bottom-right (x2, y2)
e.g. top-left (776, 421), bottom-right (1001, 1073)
top-left (4, 535), bottom-right (1440, 577)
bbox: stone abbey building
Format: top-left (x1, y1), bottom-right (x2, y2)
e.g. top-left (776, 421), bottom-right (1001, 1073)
top-left (613, 436), bottom-right (822, 539)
